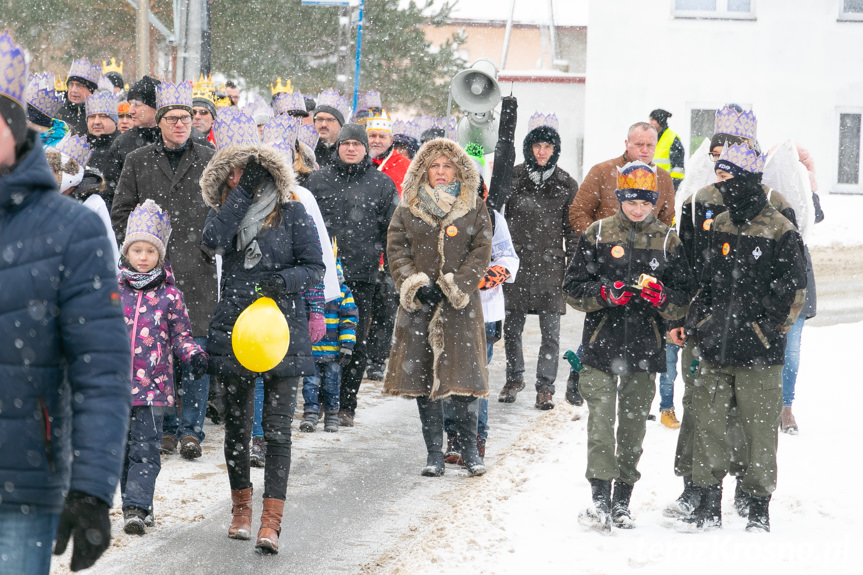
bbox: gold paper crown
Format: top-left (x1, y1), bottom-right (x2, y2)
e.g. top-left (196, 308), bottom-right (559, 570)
top-left (54, 76), bottom-right (67, 92)
top-left (102, 57), bottom-right (123, 75)
top-left (270, 77), bottom-right (294, 96)
top-left (617, 162), bottom-right (657, 192)
top-left (215, 96), bottom-right (232, 109)
top-left (192, 73), bottom-right (216, 103)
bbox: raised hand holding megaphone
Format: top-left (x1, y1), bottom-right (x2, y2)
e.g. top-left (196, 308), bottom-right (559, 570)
top-left (451, 58), bottom-right (502, 152)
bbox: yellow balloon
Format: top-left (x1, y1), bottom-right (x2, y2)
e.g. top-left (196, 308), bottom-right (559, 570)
top-left (231, 297), bottom-right (290, 373)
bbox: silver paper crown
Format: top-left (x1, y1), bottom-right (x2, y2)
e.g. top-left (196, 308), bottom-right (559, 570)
top-left (213, 107), bottom-right (260, 149)
top-left (528, 112), bottom-right (559, 132)
top-left (0, 30), bottom-right (28, 107)
top-left (55, 134), bottom-right (93, 167)
top-left (393, 119), bottom-right (422, 141)
top-left (414, 115), bottom-right (436, 134)
top-left (269, 140), bottom-right (295, 165)
top-left (272, 91), bottom-right (306, 116)
top-left (717, 142), bottom-right (765, 174)
top-left (86, 90), bottom-right (118, 118)
top-left (316, 88), bottom-right (351, 122)
top-left (26, 72), bottom-right (63, 117)
top-left (297, 122), bottom-right (320, 151)
top-left (262, 113), bottom-right (301, 145)
top-left (126, 199), bottom-right (172, 252)
top-left (357, 90), bottom-right (382, 111)
top-left (242, 96), bottom-right (274, 125)
top-left (714, 105), bottom-right (757, 142)
top-left (67, 58), bottom-right (101, 85)
top-left (97, 76), bottom-right (114, 92)
top-left (156, 81), bottom-right (193, 111)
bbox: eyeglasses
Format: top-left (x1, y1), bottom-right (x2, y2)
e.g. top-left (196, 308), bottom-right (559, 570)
top-left (315, 117), bottom-right (339, 125)
top-left (340, 141), bottom-right (364, 148)
top-left (163, 115), bottom-right (192, 125)
top-left (708, 152), bottom-right (721, 162)
top-left (193, 109), bottom-right (211, 116)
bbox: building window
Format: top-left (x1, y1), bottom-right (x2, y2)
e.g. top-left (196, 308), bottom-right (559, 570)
top-left (673, 0), bottom-right (755, 19)
top-left (837, 112), bottom-right (862, 190)
top-left (690, 108), bottom-right (718, 155)
top-left (839, 0), bottom-right (863, 21)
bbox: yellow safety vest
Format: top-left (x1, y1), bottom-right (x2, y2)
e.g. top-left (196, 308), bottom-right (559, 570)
top-left (655, 128), bottom-right (684, 180)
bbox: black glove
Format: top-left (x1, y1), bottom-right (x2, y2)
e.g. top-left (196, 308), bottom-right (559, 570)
top-left (188, 352), bottom-right (209, 380)
top-left (257, 274), bottom-right (286, 298)
top-left (237, 159), bottom-right (271, 194)
top-left (53, 491), bottom-right (112, 572)
top-left (416, 284), bottom-right (445, 307)
top-left (339, 349), bottom-right (353, 367)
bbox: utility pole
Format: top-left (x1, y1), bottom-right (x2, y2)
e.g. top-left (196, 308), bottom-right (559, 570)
top-left (137, 0), bottom-right (150, 78)
top-left (336, 5), bottom-right (351, 94)
top-left (201, 0), bottom-right (212, 76)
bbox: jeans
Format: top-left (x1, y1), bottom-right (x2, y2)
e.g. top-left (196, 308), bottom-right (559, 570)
top-left (303, 361), bottom-right (342, 414)
top-left (340, 281), bottom-right (376, 415)
top-left (659, 343), bottom-right (680, 411)
top-left (163, 336), bottom-right (209, 442)
top-left (0, 507), bottom-right (60, 574)
top-left (443, 322), bottom-right (497, 441)
top-left (504, 310), bottom-right (561, 392)
top-left (121, 406), bottom-right (164, 513)
top-left (782, 315), bottom-right (805, 407)
top-left (253, 377), bottom-right (264, 438)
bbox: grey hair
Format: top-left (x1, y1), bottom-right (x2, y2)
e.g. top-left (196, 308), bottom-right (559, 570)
top-left (627, 121), bottom-right (657, 139)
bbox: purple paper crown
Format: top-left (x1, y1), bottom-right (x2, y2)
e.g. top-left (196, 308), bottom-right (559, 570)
top-left (393, 119), bottom-right (422, 141)
top-left (297, 123), bottom-right (320, 151)
top-left (528, 112), bottom-right (559, 132)
top-left (717, 142), bottom-right (765, 174)
top-left (125, 199), bottom-right (172, 258)
top-left (272, 91), bottom-right (306, 116)
top-left (213, 107), bottom-right (260, 149)
top-left (55, 134), bottom-right (93, 167)
top-left (439, 117), bottom-right (458, 141)
top-left (85, 91), bottom-right (118, 120)
top-left (156, 81), bottom-right (193, 111)
top-left (415, 115), bottom-right (436, 134)
top-left (357, 90), bottom-right (382, 111)
top-left (269, 140), bottom-right (295, 165)
top-left (26, 73), bottom-right (63, 117)
top-left (316, 88), bottom-right (351, 122)
top-left (97, 76), bottom-right (114, 92)
top-left (714, 105), bottom-right (757, 142)
top-left (67, 58), bottom-right (101, 85)
top-left (0, 30), bottom-right (28, 107)
top-left (242, 96), bottom-right (273, 125)
top-left (262, 113), bottom-right (301, 145)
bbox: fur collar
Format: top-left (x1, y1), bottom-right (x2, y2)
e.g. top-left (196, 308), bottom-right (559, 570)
top-left (199, 143), bottom-right (297, 208)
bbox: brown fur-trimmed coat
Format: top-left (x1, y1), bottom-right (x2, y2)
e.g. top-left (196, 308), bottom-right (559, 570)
top-left (383, 138), bottom-right (492, 400)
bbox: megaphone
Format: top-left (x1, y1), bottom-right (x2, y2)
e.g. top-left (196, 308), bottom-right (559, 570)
top-left (451, 58), bottom-right (501, 114)
top-left (456, 112), bottom-right (499, 154)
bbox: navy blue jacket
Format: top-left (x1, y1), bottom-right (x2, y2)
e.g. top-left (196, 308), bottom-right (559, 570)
top-left (0, 133), bottom-right (131, 512)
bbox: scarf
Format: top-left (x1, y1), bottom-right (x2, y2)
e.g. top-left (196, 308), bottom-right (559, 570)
top-left (417, 181), bottom-right (460, 219)
top-left (122, 266), bottom-right (165, 290)
top-left (528, 166), bottom-right (555, 186)
top-left (717, 174), bottom-right (767, 225)
top-left (237, 178), bottom-right (279, 269)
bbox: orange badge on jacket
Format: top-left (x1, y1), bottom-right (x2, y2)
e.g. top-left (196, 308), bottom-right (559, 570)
top-left (446, 225), bottom-right (458, 237)
top-left (611, 245), bottom-right (625, 258)
top-left (722, 242), bottom-right (731, 256)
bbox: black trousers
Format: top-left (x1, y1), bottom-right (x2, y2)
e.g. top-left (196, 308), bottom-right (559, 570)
top-left (365, 269), bottom-right (398, 367)
top-left (340, 280), bottom-right (376, 414)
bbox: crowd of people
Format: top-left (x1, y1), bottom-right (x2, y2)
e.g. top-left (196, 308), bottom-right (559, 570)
top-left (0, 28), bottom-right (822, 573)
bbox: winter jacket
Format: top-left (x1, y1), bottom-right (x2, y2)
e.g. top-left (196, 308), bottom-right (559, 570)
top-left (384, 138), bottom-right (493, 400)
top-left (685, 202), bottom-right (807, 367)
top-left (201, 144), bottom-right (325, 378)
top-left (563, 210), bottom-right (694, 374)
top-left (0, 132), bottom-right (130, 512)
top-left (111, 140), bottom-right (217, 336)
top-left (56, 100), bottom-right (87, 136)
top-left (119, 263), bottom-right (205, 406)
top-left (481, 210), bottom-right (519, 323)
top-left (312, 281), bottom-right (359, 362)
top-left (87, 131), bottom-right (118, 208)
top-left (372, 147), bottom-right (411, 194)
top-left (314, 140), bottom-right (338, 168)
top-left (305, 155), bottom-right (399, 283)
top-left (503, 163), bottom-right (579, 314)
top-left (569, 153), bottom-right (676, 236)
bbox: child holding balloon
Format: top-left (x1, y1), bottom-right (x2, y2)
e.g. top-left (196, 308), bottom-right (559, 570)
top-left (118, 200), bottom-right (209, 535)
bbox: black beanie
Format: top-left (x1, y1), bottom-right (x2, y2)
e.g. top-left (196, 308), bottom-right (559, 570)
top-left (420, 127), bottom-right (445, 145)
top-left (127, 76), bottom-right (161, 110)
top-left (314, 105), bottom-right (345, 127)
top-left (304, 96), bottom-right (317, 112)
top-left (523, 125), bottom-right (561, 172)
top-left (105, 71), bottom-right (124, 90)
top-left (67, 75), bottom-right (98, 93)
top-left (0, 96), bottom-right (28, 146)
top-left (650, 108), bottom-right (672, 127)
top-left (337, 123), bottom-right (369, 154)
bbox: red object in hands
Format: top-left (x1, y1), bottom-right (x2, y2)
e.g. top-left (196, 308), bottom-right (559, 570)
top-left (602, 281), bottom-right (633, 306)
top-left (480, 265), bottom-right (511, 290)
top-left (640, 280), bottom-right (667, 307)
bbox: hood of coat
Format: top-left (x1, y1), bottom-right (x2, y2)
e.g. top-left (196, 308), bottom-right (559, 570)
top-left (200, 143), bottom-right (297, 209)
top-left (401, 137), bottom-right (480, 213)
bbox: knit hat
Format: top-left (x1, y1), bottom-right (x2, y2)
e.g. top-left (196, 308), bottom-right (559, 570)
top-left (0, 30), bottom-right (28, 146)
top-left (127, 75), bottom-right (161, 110)
top-left (66, 58), bottom-right (101, 92)
top-left (117, 101), bottom-right (131, 117)
top-left (715, 142), bottom-right (765, 177)
top-left (649, 108), bottom-right (672, 127)
top-left (122, 199), bottom-right (172, 264)
top-left (337, 123), bottom-right (368, 154)
top-left (615, 160), bottom-right (658, 205)
top-left (155, 81), bottom-right (193, 123)
top-left (85, 91), bottom-right (118, 125)
top-left (420, 127), bottom-right (445, 145)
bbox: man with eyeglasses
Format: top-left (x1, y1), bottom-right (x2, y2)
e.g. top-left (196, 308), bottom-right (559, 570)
top-left (192, 91), bottom-right (217, 147)
top-left (306, 124), bottom-right (399, 427)
top-left (312, 97), bottom-right (346, 168)
top-left (112, 82), bottom-right (217, 462)
top-left (56, 58), bottom-right (101, 136)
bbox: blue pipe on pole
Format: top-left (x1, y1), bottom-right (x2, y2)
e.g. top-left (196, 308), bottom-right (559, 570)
top-left (352, 0), bottom-right (364, 112)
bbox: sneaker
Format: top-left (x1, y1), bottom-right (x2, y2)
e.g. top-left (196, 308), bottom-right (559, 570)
top-left (443, 434), bottom-right (461, 465)
top-left (535, 388), bottom-right (555, 410)
top-left (780, 406), bottom-right (798, 434)
top-left (660, 408), bottom-right (681, 429)
top-left (299, 412), bottom-right (318, 433)
top-left (323, 412), bottom-right (339, 432)
top-left (160, 435), bottom-right (178, 455)
top-left (250, 436), bottom-right (266, 468)
top-left (365, 362), bottom-right (385, 381)
top-left (498, 380), bottom-right (525, 403)
top-left (338, 410), bottom-right (355, 427)
top-left (179, 435), bottom-right (202, 460)
top-left (123, 507), bottom-right (148, 535)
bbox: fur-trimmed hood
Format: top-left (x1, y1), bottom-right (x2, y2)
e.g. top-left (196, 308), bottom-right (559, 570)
top-left (401, 138), bottom-right (480, 212)
top-left (200, 143), bottom-right (297, 208)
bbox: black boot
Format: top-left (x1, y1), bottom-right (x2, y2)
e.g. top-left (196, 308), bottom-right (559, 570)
top-left (678, 483), bottom-right (722, 532)
top-left (663, 475), bottom-right (702, 518)
top-left (579, 478), bottom-right (612, 533)
top-left (565, 370), bottom-right (583, 406)
top-left (746, 494), bottom-right (771, 533)
top-left (416, 396), bottom-right (445, 477)
top-left (611, 481), bottom-right (634, 529)
top-left (734, 476), bottom-right (751, 518)
top-left (451, 396), bottom-right (485, 477)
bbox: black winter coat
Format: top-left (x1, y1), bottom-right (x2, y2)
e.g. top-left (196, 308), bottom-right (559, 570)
top-left (314, 140), bottom-right (338, 168)
top-left (305, 156), bottom-right (399, 283)
top-left (87, 131), bottom-right (118, 208)
top-left (56, 100), bottom-right (87, 135)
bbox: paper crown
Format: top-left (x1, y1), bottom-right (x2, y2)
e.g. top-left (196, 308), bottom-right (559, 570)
top-left (102, 57), bottom-right (123, 75)
top-left (124, 199), bottom-right (172, 262)
top-left (717, 142), bottom-right (765, 174)
top-left (86, 91), bottom-right (117, 118)
top-left (269, 139), bottom-right (295, 164)
top-left (156, 81), bottom-right (193, 111)
top-left (67, 58), bottom-right (101, 85)
top-left (414, 115), bottom-right (436, 134)
top-left (393, 119), bottom-right (421, 141)
top-left (55, 134), bottom-right (93, 167)
top-left (26, 73), bottom-right (63, 117)
top-left (440, 116), bottom-right (458, 141)
top-left (270, 77), bottom-right (294, 96)
top-left (528, 112), bottom-right (559, 132)
top-left (262, 113), bottom-right (301, 145)
top-left (316, 88), bottom-right (351, 121)
top-left (213, 107), bottom-right (260, 149)
top-left (714, 105), bottom-right (757, 142)
top-left (215, 96), bottom-right (232, 109)
top-left (272, 91), bottom-right (306, 116)
top-left (243, 96), bottom-right (274, 125)
top-left (297, 122), bottom-right (320, 151)
top-left (0, 30), bottom-right (28, 107)
top-left (357, 90), bottom-right (382, 111)
top-left (54, 75), bottom-right (67, 92)
top-left (100, 76), bottom-right (118, 92)
top-left (192, 74), bottom-right (216, 102)
top-left (617, 160), bottom-right (657, 192)
top-left (366, 110), bottom-right (392, 132)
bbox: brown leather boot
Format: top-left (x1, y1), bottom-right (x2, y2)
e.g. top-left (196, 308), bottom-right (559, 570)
top-left (228, 487), bottom-right (253, 540)
top-left (255, 498), bottom-right (285, 554)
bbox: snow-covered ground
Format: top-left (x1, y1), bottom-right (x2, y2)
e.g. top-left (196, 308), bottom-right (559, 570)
top-left (807, 192), bottom-right (862, 248)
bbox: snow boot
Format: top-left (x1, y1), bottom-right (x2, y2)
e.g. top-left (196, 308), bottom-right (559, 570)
top-left (443, 433), bottom-right (461, 465)
top-left (255, 498), bottom-right (284, 554)
top-left (498, 379), bottom-right (525, 403)
top-left (565, 369), bottom-right (583, 406)
top-left (660, 408), bottom-right (681, 429)
top-left (160, 434), bottom-right (178, 455)
top-left (299, 411), bottom-right (318, 433)
top-left (365, 361), bottom-right (385, 381)
top-left (228, 487), bottom-right (253, 540)
top-left (417, 396), bottom-right (445, 477)
top-left (745, 494), bottom-right (771, 533)
top-left (323, 410), bottom-right (339, 433)
top-left (663, 475), bottom-right (701, 518)
top-left (780, 406), bottom-right (798, 434)
top-left (579, 478), bottom-right (612, 533)
top-left (734, 476), bottom-right (751, 518)
top-left (611, 480), bottom-right (635, 529)
top-left (452, 396), bottom-right (486, 477)
top-left (535, 387), bottom-right (555, 410)
top-left (250, 437), bottom-right (266, 468)
top-left (676, 483), bottom-right (722, 533)
top-left (179, 435), bottom-right (202, 460)
top-left (338, 409), bottom-right (354, 427)
top-left (123, 506), bottom-right (148, 535)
